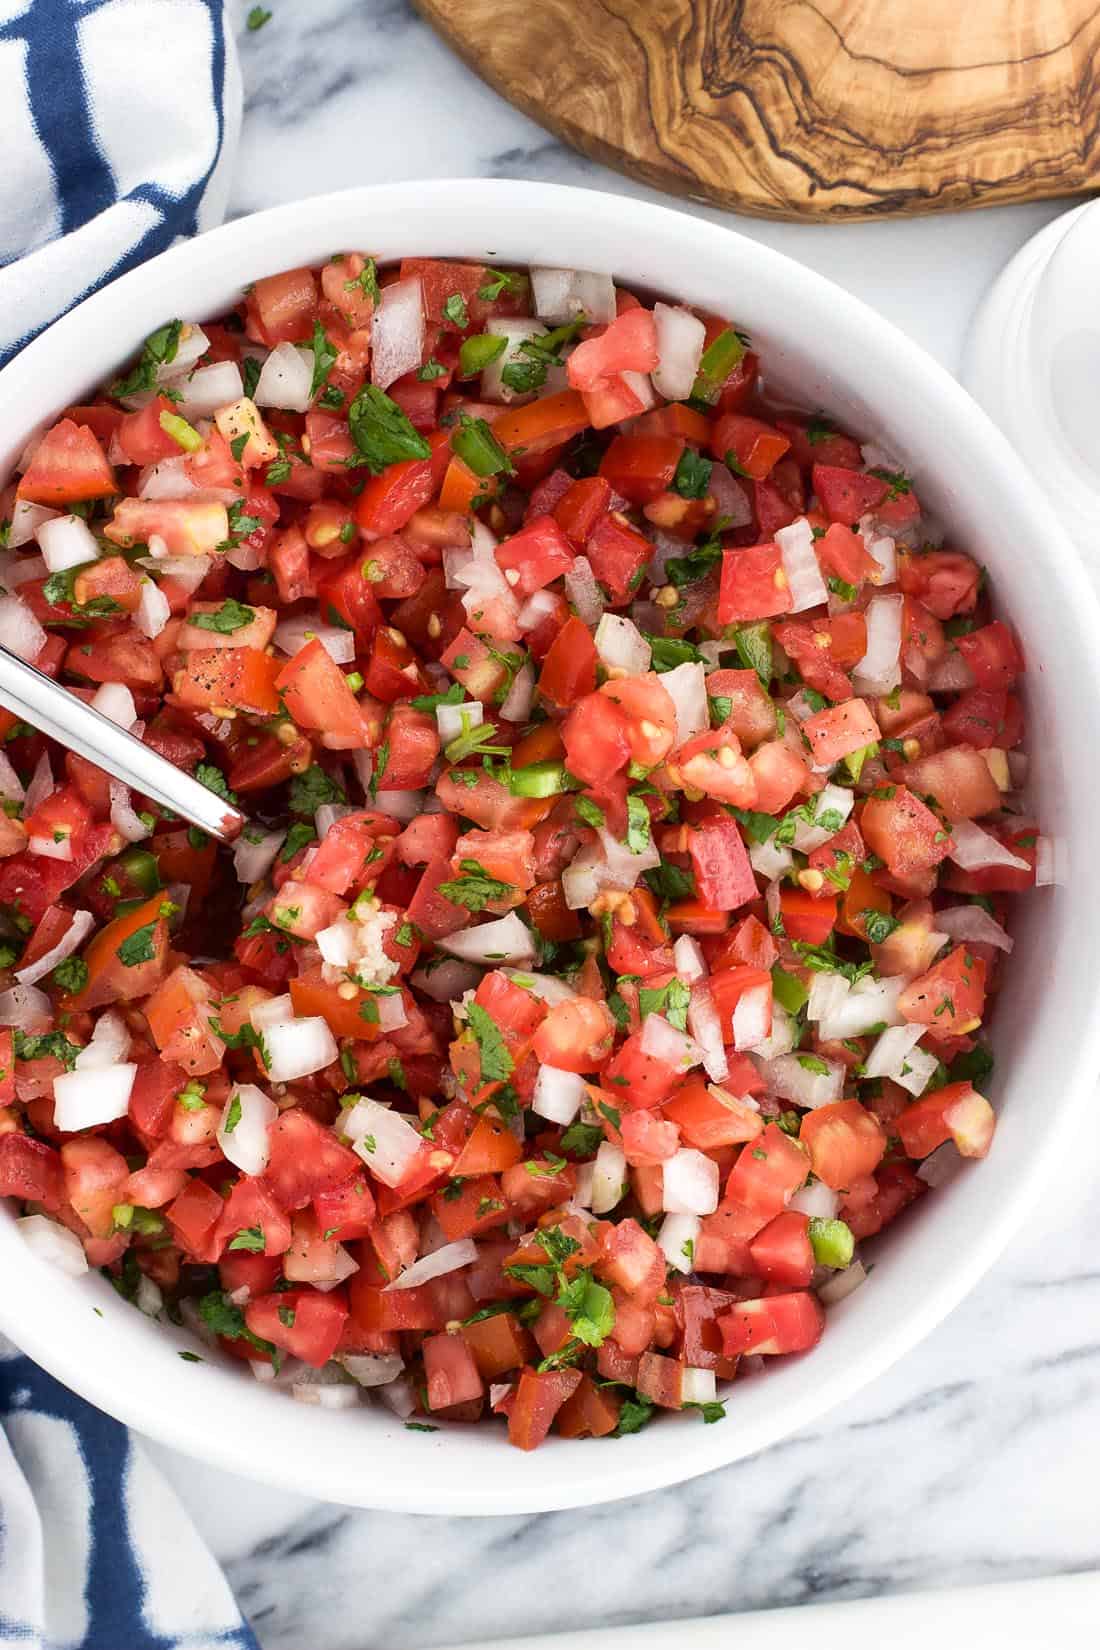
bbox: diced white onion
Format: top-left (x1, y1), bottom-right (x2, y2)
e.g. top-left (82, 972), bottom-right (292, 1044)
top-left (776, 517), bottom-right (828, 613)
top-left (819, 1259), bottom-right (868, 1304)
top-left (791, 783), bottom-right (854, 852)
top-left (343, 1096), bottom-right (425, 1188)
top-left (377, 1374), bottom-right (419, 1418)
top-left (500, 661), bottom-right (535, 723)
top-left (662, 1147), bottom-right (719, 1215)
top-left (572, 1161), bottom-right (596, 1209)
top-left (597, 825), bottom-right (661, 888)
top-left (893, 1044), bottom-right (940, 1097)
top-left (273, 613), bottom-right (357, 667)
top-left (376, 990), bottom-right (408, 1033)
top-left (438, 912), bottom-right (536, 966)
top-left (0, 982), bottom-right (50, 1030)
top-left (28, 835), bottom-right (72, 862)
top-left (178, 361), bottom-right (244, 420)
top-left (53, 1062), bottom-right (137, 1131)
top-left (9, 500), bottom-right (59, 549)
top-left (385, 1238), bottom-right (478, 1291)
top-left (807, 970), bottom-right (851, 1025)
top-left (562, 843), bottom-right (604, 910)
top-left (936, 904), bottom-right (1013, 952)
top-left (853, 594), bottom-right (903, 695)
top-left (532, 1064), bottom-right (585, 1125)
top-left (0, 595), bottom-right (45, 663)
top-left (250, 993), bottom-right (295, 1031)
top-left (750, 1000), bottom-right (797, 1061)
top-left (681, 1366), bottom-right (717, 1406)
top-left (762, 1052), bottom-right (844, 1109)
top-left (749, 837), bottom-right (794, 881)
top-left (948, 818), bottom-right (1030, 873)
top-left (24, 752), bottom-right (54, 817)
top-left (137, 572), bottom-right (173, 642)
top-left (862, 1022), bottom-right (923, 1081)
top-left (501, 969), bottom-right (577, 1006)
top-left (0, 751), bottom-right (25, 805)
top-left (657, 1212), bottom-right (701, 1275)
top-left (15, 909), bottom-right (94, 986)
top-left (17, 1214), bottom-right (88, 1277)
top-left (36, 515), bottom-right (99, 574)
top-left (152, 324), bottom-right (209, 384)
top-left (687, 984), bottom-right (728, 1082)
top-left (591, 1141), bottom-right (627, 1214)
top-left (1034, 835), bottom-right (1057, 886)
top-left (254, 342), bottom-right (314, 413)
top-left (137, 551), bottom-right (211, 594)
top-left (563, 556), bottom-right (604, 627)
top-left (481, 319), bottom-right (550, 403)
top-left (732, 983), bottom-right (772, 1052)
top-left (410, 958), bottom-right (481, 1004)
top-left (639, 1012), bottom-right (703, 1073)
top-left (217, 1082), bottom-right (277, 1176)
top-left (517, 589), bottom-right (559, 632)
top-left (594, 612), bottom-right (651, 677)
top-left (74, 1010), bottom-right (129, 1072)
top-left (263, 1017), bottom-right (338, 1083)
top-left (620, 370), bottom-right (657, 414)
top-left (109, 780), bottom-right (151, 843)
top-left (858, 518), bottom-right (898, 586)
top-left (789, 1180), bottom-right (840, 1219)
top-left (340, 1352), bottom-right (405, 1387)
top-left (651, 303), bottom-right (706, 402)
top-left (674, 938), bottom-right (707, 985)
top-left (371, 277), bottom-right (425, 391)
top-left (319, 921), bottom-right (358, 974)
top-left (234, 827), bottom-right (285, 886)
top-left (818, 974), bottom-right (904, 1041)
top-left (531, 267), bottom-right (616, 324)
top-left (437, 698), bottom-right (481, 744)
top-left (137, 457), bottom-right (201, 501)
top-left (91, 682), bottom-right (137, 730)
top-left (663, 662), bottom-right (709, 744)
top-left (926, 649), bottom-right (975, 693)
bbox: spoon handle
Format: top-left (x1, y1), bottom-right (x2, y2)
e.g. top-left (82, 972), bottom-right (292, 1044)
top-left (0, 645), bottom-right (247, 843)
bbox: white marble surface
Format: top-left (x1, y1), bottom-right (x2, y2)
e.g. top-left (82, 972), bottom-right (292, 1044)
top-left (143, 5), bottom-right (1100, 1644)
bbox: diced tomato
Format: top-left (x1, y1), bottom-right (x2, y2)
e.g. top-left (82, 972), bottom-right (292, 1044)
top-left (898, 945), bottom-right (987, 1034)
top-left (246, 1288), bottom-right (347, 1368)
top-left (711, 414), bottom-right (790, 480)
top-left (538, 614), bottom-right (597, 707)
top-left (18, 419), bottom-right (116, 505)
top-left (720, 1291), bottom-right (824, 1356)
top-left (718, 544), bottom-right (792, 624)
top-left (799, 1100), bottom-right (886, 1190)
top-left (688, 814), bottom-right (757, 911)
top-left (724, 1124), bottom-right (808, 1216)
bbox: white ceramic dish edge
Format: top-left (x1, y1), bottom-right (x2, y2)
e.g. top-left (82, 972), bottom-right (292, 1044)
top-left (0, 180), bottom-right (1098, 1516)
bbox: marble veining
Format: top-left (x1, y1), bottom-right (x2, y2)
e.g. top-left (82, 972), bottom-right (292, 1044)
top-left (139, 6), bottom-right (1100, 1646)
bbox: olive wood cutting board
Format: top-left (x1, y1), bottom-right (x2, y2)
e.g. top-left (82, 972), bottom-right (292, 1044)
top-left (415, 0), bottom-right (1100, 220)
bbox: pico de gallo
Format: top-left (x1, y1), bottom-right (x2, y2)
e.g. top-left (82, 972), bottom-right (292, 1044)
top-left (0, 254), bottom-right (1039, 1449)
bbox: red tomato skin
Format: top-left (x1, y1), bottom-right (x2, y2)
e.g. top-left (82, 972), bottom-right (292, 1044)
top-left (538, 615), bottom-right (597, 707)
top-left (800, 1100), bottom-right (887, 1190)
top-left (494, 516), bottom-right (575, 598)
top-left (688, 814), bottom-right (758, 911)
top-left (724, 1124), bottom-right (809, 1216)
top-left (718, 544), bottom-right (792, 624)
top-left (748, 1210), bottom-right (814, 1287)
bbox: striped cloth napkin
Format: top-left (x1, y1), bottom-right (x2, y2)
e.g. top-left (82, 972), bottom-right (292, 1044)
top-left (0, 4), bottom-right (257, 1646)
top-left (0, 0), bottom-right (242, 367)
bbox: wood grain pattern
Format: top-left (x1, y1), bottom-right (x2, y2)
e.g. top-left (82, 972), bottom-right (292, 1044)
top-left (415, 0), bottom-right (1100, 219)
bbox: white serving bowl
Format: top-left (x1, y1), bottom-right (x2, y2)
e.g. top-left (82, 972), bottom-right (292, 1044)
top-left (1, 180), bottom-right (1098, 1516)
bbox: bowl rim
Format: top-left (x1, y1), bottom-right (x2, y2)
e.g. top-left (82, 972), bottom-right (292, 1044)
top-left (1, 178), bottom-right (1098, 1515)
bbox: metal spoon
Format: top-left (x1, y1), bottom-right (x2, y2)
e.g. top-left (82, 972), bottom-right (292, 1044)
top-left (0, 644), bottom-right (247, 842)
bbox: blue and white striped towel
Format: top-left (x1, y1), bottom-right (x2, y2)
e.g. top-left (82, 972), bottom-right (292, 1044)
top-left (1, 3), bottom-right (257, 1645)
top-left (0, 1336), bottom-right (259, 1648)
top-left (0, 0), bottom-right (242, 367)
